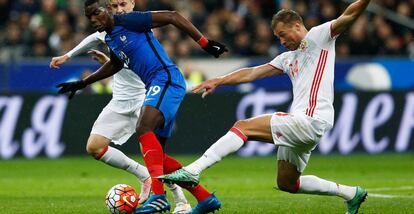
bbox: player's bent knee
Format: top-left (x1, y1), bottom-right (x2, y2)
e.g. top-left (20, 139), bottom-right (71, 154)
top-left (86, 136), bottom-right (108, 158)
top-left (233, 120), bottom-right (249, 133)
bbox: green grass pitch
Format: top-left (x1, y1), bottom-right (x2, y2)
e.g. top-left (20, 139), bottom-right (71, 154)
top-left (1, 154), bottom-right (413, 213)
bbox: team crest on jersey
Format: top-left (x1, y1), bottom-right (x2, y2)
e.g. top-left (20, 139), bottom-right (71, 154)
top-left (120, 35), bottom-right (127, 43)
top-left (299, 39), bottom-right (308, 52)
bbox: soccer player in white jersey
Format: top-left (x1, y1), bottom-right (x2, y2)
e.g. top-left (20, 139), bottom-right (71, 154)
top-left (159, 1), bottom-right (371, 213)
top-left (49, 0), bottom-right (191, 213)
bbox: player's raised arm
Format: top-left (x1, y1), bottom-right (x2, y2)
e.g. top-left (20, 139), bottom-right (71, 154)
top-left (49, 32), bottom-right (102, 69)
top-left (331, 0), bottom-right (371, 37)
top-left (151, 11), bottom-right (228, 58)
top-left (115, 11), bottom-right (227, 58)
top-left (193, 64), bottom-right (283, 98)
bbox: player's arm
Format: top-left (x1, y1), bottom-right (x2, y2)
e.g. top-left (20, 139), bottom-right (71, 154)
top-left (151, 11), bottom-right (228, 58)
top-left (82, 50), bottom-right (123, 86)
top-left (331, 0), bottom-right (371, 37)
top-left (49, 32), bottom-right (102, 69)
top-left (150, 11), bottom-right (203, 42)
top-left (115, 11), bottom-right (227, 58)
top-left (193, 64), bottom-right (283, 98)
top-left (56, 52), bottom-right (123, 99)
top-left (87, 49), bottom-right (110, 65)
top-left (82, 59), bottom-right (122, 85)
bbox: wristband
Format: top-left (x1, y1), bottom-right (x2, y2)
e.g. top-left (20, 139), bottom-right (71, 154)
top-left (197, 36), bottom-right (208, 48)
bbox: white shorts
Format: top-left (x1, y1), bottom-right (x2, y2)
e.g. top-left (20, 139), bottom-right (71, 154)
top-left (90, 99), bottom-right (143, 145)
top-left (270, 112), bottom-right (331, 173)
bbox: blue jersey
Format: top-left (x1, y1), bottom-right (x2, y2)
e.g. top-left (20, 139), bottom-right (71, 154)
top-left (105, 11), bottom-right (178, 85)
top-left (105, 12), bottom-right (186, 137)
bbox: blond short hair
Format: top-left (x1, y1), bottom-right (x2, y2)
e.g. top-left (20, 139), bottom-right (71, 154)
top-left (271, 9), bottom-right (303, 29)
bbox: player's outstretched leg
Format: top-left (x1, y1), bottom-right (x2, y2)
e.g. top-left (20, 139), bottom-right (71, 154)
top-left (346, 186), bottom-right (367, 214)
top-left (186, 193), bottom-right (221, 214)
top-left (134, 194), bottom-right (171, 214)
top-left (158, 127), bottom-right (247, 186)
top-left (158, 168), bottom-right (200, 186)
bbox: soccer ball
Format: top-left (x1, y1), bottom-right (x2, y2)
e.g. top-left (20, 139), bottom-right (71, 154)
top-left (105, 184), bottom-right (139, 214)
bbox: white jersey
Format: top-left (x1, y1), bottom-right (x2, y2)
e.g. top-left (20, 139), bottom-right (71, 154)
top-left (67, 31), bottom-right (146, 101)
top-left (269, 21), bottom-right (337, 126)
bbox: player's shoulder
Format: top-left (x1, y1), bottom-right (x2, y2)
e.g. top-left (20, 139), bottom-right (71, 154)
top-left (269, 50), bottom-right (295, 70)
top-left (308, 20), bottom-right (334, 35)
top-left (306, 20), bottom-right (337, 45)
top-left (277, 50), bottom-right (295, 60)
top-left (114, 11), bottom-right (151, 22)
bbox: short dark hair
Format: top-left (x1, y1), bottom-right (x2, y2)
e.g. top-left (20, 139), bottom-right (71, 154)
top-left (271, 9), bottom-right (303, 29)
top-left (84, 0), bottom-right (104, 8)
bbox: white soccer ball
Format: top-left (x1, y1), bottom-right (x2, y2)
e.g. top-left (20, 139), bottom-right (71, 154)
top-left (105, 184), bottom-right (139, 214)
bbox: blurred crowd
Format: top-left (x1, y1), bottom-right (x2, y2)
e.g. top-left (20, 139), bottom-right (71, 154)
top-left (0, 0), bottom-right (413, 63)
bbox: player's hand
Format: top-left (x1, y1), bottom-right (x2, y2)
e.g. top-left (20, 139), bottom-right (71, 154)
top-left (50, 55), bottom-right (70, 69)
top-left (202, 40), bottom-right (228, 58)
top-left (56, 80), bottom-right (87, 99)
top-left (192, 78), bottom-right (221, 98)
top-left (88, 49), bottom-right (110, 65)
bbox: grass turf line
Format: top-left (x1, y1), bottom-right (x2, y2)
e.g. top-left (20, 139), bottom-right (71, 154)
top-left (0, 154), bottom-right (413, 213)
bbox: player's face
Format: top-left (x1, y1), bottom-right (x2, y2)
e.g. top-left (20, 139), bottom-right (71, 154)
top-left (274, 22), bottom-right (302, 51)
top-left (85, 2), bottom-right (112, 32)
top-left (107, 0), bottom-right (135, 14)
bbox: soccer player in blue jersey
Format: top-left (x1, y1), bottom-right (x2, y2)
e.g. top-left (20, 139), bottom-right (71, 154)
top-left (56, 0), bottom-right (227, 213)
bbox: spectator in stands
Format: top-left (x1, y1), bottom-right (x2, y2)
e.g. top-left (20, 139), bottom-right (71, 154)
top-left (0, 0), bottom-right (413, 59)
top-left (181, 64), bottom-right (206, 91)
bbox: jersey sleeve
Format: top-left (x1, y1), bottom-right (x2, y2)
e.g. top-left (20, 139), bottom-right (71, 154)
top-left (307, 20), bottom-right (337, 47)
top-left (268, 52), bottom-right (288, 74)
top-left (114, 11), bottom-right (152, 32)
top-left (66, 32), bottom-right (104, 57)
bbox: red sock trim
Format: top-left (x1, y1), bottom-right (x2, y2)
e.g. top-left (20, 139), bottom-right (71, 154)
top-left (95, 146), bottom-right (109, 160)
top-left (229, 127), bottom-right (248, 142)
top-left (197, 36), bottom-right (208, 48)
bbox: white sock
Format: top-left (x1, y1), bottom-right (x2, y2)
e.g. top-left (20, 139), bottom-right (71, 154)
top-left (100, 146), bottom-right (150, 182)
top-left (185, 129), bottom-right (246, 175)
top-left (298, 175), bottom-right (356, 200)
top-left (337, 184), bottom-right (357, 201)
top-left (166, 183), bottom-right (188, 204)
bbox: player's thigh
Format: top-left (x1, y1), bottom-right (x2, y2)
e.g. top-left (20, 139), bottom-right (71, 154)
top-left (91, 105), bottom-right (137, 145)
top-left (234, 114), bottom-right (273, 142)
top-left (139, 72), bottom-right (186, 137)
top-left (136, 105), bottom-right (165, 135)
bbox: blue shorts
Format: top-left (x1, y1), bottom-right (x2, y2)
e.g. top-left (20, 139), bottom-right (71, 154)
top-left (143, 67), bottom-right (186, 137)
